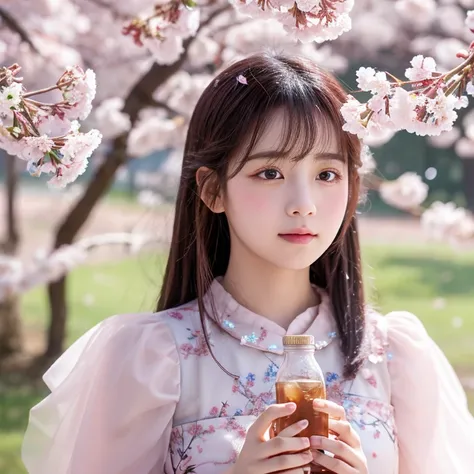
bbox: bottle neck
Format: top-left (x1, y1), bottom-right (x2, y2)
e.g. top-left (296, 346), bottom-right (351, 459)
top-left (283, 344), bottom-right (315, 352)
top-left (283, 344), bottom-right (315, 353)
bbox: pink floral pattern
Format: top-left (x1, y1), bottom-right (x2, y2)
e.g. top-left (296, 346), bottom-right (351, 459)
top-left (366, 314), bottom-right (391, 364)
top-left (179, 328), bottom-right (210, 359)
top-left (169, 417), bottom-right (250, 473)
top-left (230, 373), bottom-right (275, 416)
top-left (326, 371), bottom-right (396, 442)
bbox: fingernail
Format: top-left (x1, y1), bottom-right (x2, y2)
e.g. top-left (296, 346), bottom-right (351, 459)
top-left (311, 436), bottom-right (322, 447)
top-left (313, 399), bottom-right (325, 407)
top-left (302, 437), bottom-right (310, 447)
top-left (286, 402), bottom-right (296, 409)
top-left (298, 419), bottom-right (309, 428)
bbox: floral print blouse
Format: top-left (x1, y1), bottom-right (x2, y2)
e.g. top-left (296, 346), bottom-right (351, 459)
top-left (22, 278), bottom-right (474, 474)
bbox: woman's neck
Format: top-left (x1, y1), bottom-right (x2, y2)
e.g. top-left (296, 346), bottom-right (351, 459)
top-left (222, 251), bottom-right (319, 330)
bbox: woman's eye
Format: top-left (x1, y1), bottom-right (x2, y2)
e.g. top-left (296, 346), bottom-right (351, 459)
top-left (258, 169), bottom-right (282, 180)
top-left (318, 170), bottom-right (338, 182)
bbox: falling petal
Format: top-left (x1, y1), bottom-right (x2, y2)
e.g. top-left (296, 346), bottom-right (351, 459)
top-left (236, 74), bottom-right (248, 85)
top-left (452, 316), bottom-right (463, 329)
top-left (432, 297), bottom-right (446, 310)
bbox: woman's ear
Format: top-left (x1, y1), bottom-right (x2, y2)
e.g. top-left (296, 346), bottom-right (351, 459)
top-left (196, 166), bottom-right (225, 213)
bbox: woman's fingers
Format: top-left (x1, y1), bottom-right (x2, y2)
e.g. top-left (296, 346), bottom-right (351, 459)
top-left (312, 450), bottom-right (356, 474)
top-left (261, 449), bottom-right (313, 473)
top-left (313, 399), bottom-right (347, 421)
top-left (262, 435), bottom-right (310, 458)
top-left (278, 419), bottom-right (309, 438)
top-left (248, 403), bottom-right (297, 440)
top-left (311, 437), bottom-right (362, 470)
top-left (328, 418), bottom-right (360, 449)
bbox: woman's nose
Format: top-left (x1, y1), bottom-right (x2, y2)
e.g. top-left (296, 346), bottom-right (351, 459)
top-left (285, 188), bottom-right (317, 217)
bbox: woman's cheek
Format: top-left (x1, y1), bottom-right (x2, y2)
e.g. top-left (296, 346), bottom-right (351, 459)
top-left (319, 185), bottom-right (348, 220)
top-left (228, 181), bottom-right (273, 214)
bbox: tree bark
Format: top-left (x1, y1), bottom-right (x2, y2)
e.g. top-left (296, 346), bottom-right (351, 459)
top-left (0, 154), bottom-right (22, 356)
top-left (45, 52), bottom-right (192, 357)
top-left (462, 159), bottom-right (474, 212)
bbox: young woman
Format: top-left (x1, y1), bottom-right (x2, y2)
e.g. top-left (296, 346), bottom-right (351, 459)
top-left (22, 53), bottom-right (474, 474)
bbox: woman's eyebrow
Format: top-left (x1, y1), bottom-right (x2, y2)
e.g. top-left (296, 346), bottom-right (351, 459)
top-left (246, 150), bottom-right (287, 161)
top-left (313, 152), bottom-right (345, 162)
top-left (246, 151), bottom-right (345, 162)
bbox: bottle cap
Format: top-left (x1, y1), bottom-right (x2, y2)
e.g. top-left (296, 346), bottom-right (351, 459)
top-left (282, 335), bottom-right (315, 346)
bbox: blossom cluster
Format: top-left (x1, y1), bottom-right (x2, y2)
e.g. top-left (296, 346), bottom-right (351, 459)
top-left (122, 0), bottom-right (200, 65)
top-left (122, 0), bottom-right (354, 63)
top-left (234, 0), bottom-right (355, 44)
top-left (342, 11), bottom-right (474, 141)
top-left (421, 201), bottom-right (474, 245)
top-left (0, 64), bottom-right (102, 188)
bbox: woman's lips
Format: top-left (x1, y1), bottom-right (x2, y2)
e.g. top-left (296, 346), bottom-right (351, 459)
top-left (278, 234), bottom-right (317, 244)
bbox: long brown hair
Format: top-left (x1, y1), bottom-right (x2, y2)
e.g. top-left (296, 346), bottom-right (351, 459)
top-left (157, 52), bottom-right (365, 379)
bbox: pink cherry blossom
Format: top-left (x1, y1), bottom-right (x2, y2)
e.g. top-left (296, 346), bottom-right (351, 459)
top-left (0, 82), bottom-right (23, 115)
top-left (58, 67), bottom-right (97, 121)
top-left (18, 136), bottom-right (55, 161)
top-left (405, 55), bottom-right (437, 81)
top-left (421, 202), bottom-right (474, 244)
top-left (379, 172), bottom-right (429, 211)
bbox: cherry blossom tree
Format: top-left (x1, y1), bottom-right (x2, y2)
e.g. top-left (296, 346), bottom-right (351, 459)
top-left (1, 0), bottom-right (474, 357)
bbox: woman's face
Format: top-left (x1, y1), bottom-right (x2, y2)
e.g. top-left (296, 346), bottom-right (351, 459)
top-left (220, 109), bottom-right (350, 272)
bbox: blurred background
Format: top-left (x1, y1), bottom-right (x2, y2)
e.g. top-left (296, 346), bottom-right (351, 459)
top-left (1, 1), bottom-right (474, 472)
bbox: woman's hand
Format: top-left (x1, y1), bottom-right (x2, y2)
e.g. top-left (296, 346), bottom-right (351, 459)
top-left (310, 399), bottom-right (368, 474)
top-left (233, 402), bottom-right (313, 473)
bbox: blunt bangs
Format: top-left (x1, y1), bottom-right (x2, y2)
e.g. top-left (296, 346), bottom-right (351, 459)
top-left (220, 55), bottom-right (356, 178)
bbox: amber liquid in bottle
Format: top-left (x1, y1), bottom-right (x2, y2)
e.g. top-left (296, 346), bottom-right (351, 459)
top-left (275, 380), bottom-right (332, 474)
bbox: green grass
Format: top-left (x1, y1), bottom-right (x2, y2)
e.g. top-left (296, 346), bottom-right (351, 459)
top-left (1, 243), bottom-right (473, 473)
top-left (21, 253), bottom-right (168, 346)
top-left (363, 244), bottom-right (474, 370)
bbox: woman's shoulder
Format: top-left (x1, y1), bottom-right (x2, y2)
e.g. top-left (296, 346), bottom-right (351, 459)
top-left (365, 307), bottom-right (430, 343)
top-left (362, 307), bottom-right (432, 366)
top-left (83, 298), bottom-right (201, 346)
top-left (42, 302), bottom-right (200, 393)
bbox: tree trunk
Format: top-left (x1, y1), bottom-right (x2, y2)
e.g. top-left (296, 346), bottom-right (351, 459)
top-left (0, 295), bottom-right (22, 356)
top-left (462, 159), bottom-right (474, 212)
top-left (45, 57), bottom-right (191, 357)
top-left (0, 154), bottom-right (22, 356)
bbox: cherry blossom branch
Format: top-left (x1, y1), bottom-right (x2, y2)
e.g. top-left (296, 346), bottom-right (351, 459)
top-left (22, 83), bottom-right (70, 98)
top-left (234, 0), bottom-right (354, 43)
top-left (122, 2), bottom-right (231, 65)
top-left (0, 232), bottom-right (164, 302)
top-left (0, 64), bottom-right (102, 188)
top-left (121, 0), bottom-right (350, 65)
top-left (342, 12), bottom-right (474, 141)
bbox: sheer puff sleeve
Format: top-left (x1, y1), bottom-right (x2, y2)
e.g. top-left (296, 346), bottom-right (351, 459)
top-left (21, 312), bottom-right (180, 474)
top-left (386, 311), bottom-right (474, 474)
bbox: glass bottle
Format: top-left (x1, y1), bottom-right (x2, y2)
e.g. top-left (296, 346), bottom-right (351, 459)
top-left (274, 334), bottom-right (333, 474)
